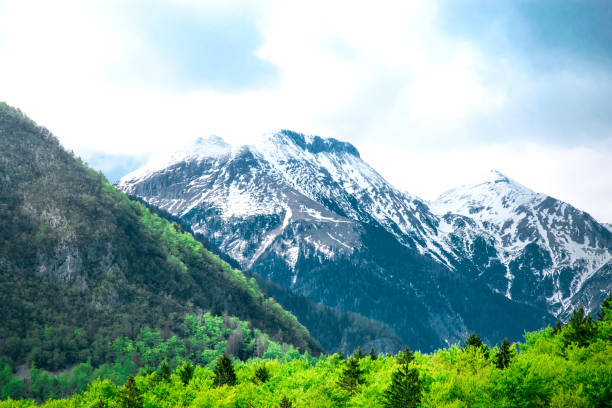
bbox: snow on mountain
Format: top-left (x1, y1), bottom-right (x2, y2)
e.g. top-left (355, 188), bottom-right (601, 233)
top-left (121, 136), bottom-right (234, 186)
top-left (430, 169), bottom-right (612, 315)
top-left (119, 131), bottom-right (450, 270)
top-left (119, 132), bottom-right (366, 280)
top-left (118, 131), bottom-right (612, 350)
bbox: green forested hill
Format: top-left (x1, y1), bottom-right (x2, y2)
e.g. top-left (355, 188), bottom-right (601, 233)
top-left (0, 103), bottom-right (322, 374)
top-left (2, 303), bottom-right (611, 407)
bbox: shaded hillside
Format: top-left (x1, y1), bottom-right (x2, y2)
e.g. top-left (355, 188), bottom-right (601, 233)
top-left (0, 103), bottom-right (322, 372)
top-left (131, 195), bottom-right (404, 355)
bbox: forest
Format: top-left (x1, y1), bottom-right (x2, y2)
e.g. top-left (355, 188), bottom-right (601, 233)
top-left (1, 299), bottom-right (610, 407)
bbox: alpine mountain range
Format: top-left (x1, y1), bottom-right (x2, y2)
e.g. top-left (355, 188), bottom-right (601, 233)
top-left (118, 130), bottom-right (612, 352)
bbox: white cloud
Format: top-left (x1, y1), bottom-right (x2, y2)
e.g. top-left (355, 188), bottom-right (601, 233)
top-left (0, 0), bottom-right (610, 221)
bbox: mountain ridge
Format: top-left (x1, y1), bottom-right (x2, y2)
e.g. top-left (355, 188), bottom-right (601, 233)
top-left (117, 130), bottom-right (612, 351)
top-left (0, 105), bottom-right (323, 374)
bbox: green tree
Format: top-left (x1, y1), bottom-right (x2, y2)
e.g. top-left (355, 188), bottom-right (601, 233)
top-left (254, 364), bottom-right (270, 383)
top-left (353, 346), bottom-right (366, 360)
top-left (177, 361), bottom-right (194, 385)
top-left (597, 293), bottom-right (612, 320)
top-left (495, 338), bottom-right (513, 369)
top-left (213, 354), bottom-right (236, 387)
top-left (464, 332), bottom-right (489, 358)
top-left (0, 360), bottom-right (24, 399)
top-left (337, 356), bottom-right (365, 395)
top-left (382, 347), bottom-right (422, 408)
top-left (369, 347), bottom-right (377, 360)
top-left (117, 376), bottom-right (143, 408)
top-left (465, 333), bottom-right (483, 349)
top-left (552, 320), bottom-right (563, 335)
top-left (159, 359), bottom-right (171, 382)
top-left (563, 308), bottom-right (596, 347)
top-left (277, 396), bottom-right (293, 408)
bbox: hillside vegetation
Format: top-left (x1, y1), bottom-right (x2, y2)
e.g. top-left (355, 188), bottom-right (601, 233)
top-left (0, 103), bottom-right (322, 376)
top-left (1, 302), bottom-right (610, 407)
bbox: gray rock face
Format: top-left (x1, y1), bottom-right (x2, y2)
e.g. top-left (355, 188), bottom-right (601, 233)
top-left (429, 170), bottom-right (612, 317)
top-left (118, 132), bottom-right (611, 351)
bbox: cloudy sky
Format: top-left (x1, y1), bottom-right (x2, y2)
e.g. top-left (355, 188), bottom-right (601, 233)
top-left (1, 0), bottom-right (611, 222)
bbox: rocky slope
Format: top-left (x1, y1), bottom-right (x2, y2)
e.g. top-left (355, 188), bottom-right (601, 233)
top-left (118, 131), bottom-right (611, 350)
top-left (430, 170), bottom-right (612, 319)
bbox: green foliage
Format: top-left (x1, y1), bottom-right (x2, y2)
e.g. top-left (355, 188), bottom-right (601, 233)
top-left (464, 332), bottom-right (489, 359)
top-left (0, 103), bottom-right (322, 382)
top-left (116, 376), bottom-right (142, 408)
top-left (0, 360), bottom-right (23, 400)
top-left (277, 396), bottom-right (293, 408)
top-left (382, 347), bottom-right (422, 408)
top-left (159, 360), bottom-right (171, 382)
top-left (562, 307), bottom-right (596, 347)
top-left (254, 364), bottom-right (270, 383)
top-left (0, 314), bottom-right (610, 407)
top-left (1, 106), bottom-right (612, 407)
top-left (597, 292), bottom-right (612, 320)
top-left (213, 354), bottom-right (236, 387)
top-left (553, 319), bottom-right (563, 335)
top-left (337, 357), bottom-right (365, 395)
top-left (369, 347), bottom-right (377, 360)
top-left (353, 346), bottom-right (366, 360)
top-left (465, 332), bottom-right (483, 349)
top-left (0, 312), bottom-right (303, 401)
top-left (495, 338), bottom-right (514, 369)
top-left (177, 361), bottom-right (194, 385)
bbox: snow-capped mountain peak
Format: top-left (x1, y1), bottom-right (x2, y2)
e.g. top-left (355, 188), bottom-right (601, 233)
top-left (429, 169), bottom-right (611, 314)
top-left (430, 169), bottom-right (543, 222)
top-left (485, 169), bottom-right (510, 183)
top-left (118, 135), bottom-right (235, 188)
top-left (117, 132), bottom-right (612, 350)
top-left (257, 130), bottom-right (361, 158)
top-left (191, 135), bottom-right (233, 158)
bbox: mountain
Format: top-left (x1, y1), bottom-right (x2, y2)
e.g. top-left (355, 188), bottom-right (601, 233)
top-left (430, 170), bottom-right (612, 319)
top-left (0, 104), bottom-right (322, 373)
top-left (117, 131), bottom-right (610, 351)
top-left (133, 193), bottom-right (404, 355)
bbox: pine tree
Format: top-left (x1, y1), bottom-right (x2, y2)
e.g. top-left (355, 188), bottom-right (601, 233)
top-left (369, 347), bottom-right (377, 360)
top-left (465, 333), bottom-right (483, 349)
top-left (563, 307), bottom-right (596, 347)
top-left (213, 354), bottom-right (236, 387)
top-left (277, 396), bottom-right (293, 408)
top-left (337, 356), bottom-right (365, 395)
top-left (464, 332), bottom-right (489, 358)
top-left (382, 347), bottom-right (422, 408)
top-left (597, 292), bottom-right (612, 320)
top-left (159, 359), bottom-right (171, 382)
top-left (552, 320), bottom-right (563, 335)
top-left (177, 361), bottom-right (194, 385)
top-left (117, 376), bottom-right (143, 408)
top-left (255, 364), bottom-right (270, 383)
top-left (495, 338), bottom-right (513, 369)
top-left (354, 346), bottom-right (366, 360)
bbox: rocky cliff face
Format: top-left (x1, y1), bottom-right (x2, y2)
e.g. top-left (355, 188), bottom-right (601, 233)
top-left (430, 170), bottom-right (612, 318)
top-left (119, 131), bottom-right (611, 350)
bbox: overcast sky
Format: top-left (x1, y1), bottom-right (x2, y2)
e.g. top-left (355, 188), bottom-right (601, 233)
top-left (1, 0), bottom-right (611, 222)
